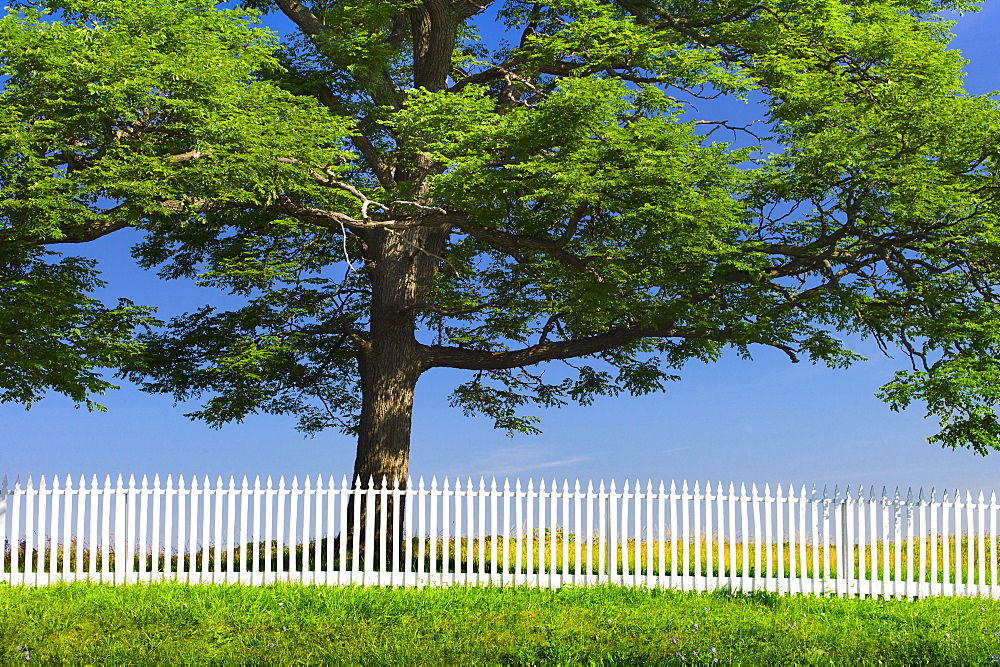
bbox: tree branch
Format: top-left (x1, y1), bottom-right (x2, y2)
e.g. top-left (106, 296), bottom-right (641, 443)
top-left (421, 323), bottom-right (727, 370)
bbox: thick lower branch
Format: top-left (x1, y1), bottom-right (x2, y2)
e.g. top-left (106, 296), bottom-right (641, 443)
top-left (420, 324), bottom-right (729, 370)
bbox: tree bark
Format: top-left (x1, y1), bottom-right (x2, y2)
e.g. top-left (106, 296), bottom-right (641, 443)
top-left (345, 224), bottom-right (443, 569)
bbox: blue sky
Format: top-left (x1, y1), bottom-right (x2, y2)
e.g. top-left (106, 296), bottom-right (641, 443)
top-left (4, 3), bottom-right (1000, 494)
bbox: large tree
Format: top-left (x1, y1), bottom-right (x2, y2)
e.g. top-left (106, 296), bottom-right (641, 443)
top-left (3, 0), bottom-right (1000, 489)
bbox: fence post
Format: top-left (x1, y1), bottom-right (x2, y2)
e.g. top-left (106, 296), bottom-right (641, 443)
top-left (607, 480), bottom-right (617, 583)
top-left (114, 475), bottom-right (126, 585)
top-left (0, 476), bottom-right (7, 583)
top-left (837, 488), bottom-right (849, 597)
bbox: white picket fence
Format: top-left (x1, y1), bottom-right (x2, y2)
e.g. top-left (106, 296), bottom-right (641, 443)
top-left (2, 474), bottom-right (999, 597)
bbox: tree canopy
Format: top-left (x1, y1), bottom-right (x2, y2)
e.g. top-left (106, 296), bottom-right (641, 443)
top-left (2, 0), bottom-right (1000, 483)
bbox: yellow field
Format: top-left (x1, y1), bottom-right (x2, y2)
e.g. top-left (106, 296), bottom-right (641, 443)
top-left (7, 531), bottom-right (1000, 584)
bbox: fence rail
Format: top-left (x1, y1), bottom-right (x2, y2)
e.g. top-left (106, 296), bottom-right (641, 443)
top-left (2, 474), bottom-right (999, 597)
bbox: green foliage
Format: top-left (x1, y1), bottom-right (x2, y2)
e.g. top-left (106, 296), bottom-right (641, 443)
top-left (0, 251), bottom-right (155, 408)
top-left (3, 0), bottom-right (1000, 458)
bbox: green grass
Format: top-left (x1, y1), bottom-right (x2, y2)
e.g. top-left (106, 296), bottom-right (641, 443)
top-left (4, 582), bottom-right (1000, 664)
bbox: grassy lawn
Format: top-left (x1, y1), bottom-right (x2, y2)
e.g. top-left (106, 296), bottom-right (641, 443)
top-left (4, 583), bottom-right (1000, 664)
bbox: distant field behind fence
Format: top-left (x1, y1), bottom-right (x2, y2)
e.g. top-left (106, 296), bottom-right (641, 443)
top-left (3, 474), bottom-right (999, 598)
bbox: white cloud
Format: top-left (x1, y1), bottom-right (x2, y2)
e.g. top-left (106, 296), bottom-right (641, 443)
top-left (466, 445), bottom-right (591, 478)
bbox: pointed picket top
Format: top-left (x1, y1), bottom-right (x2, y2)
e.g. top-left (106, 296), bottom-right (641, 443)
top-left (65, 473), bottom-right (74, 489)
top-left (252, 475), bottom-right (260, 490)
top-left (764, 482), bottom-right (771, 498)
top-left (153, 474), bottom-right (162, 489)
top-left (752, 483), bottom-right (760, 499)
top-left (918, 488), bottom-right (925, 503)
top-left (929, 487), bottom-right (937, 503)
top-left (481, 476), bottom-right (488, 492)
top-left (562, 479), bottom-right (569, 493)
top-left (167, 474), bottom-right (175, 490)
top-left (575, 479), bottom-right (581, 493)
top-left (905, 487), bottom-right (912, 503)
top-left (598, 479), bottom-right (605, 493)
top-left (441, 476), bottom-right (450, 492)
top-left (738, 482), bottom-right (746, 497)
top-left (609, 479), bottom-right (617, 493)
top-left (681, 480), bottom-right (688, 494)
top-left (775, 483), bottom-right (783, 499)
top-left (417, 476), bottom-right (426, 491)
top-left (430, 475), bottom-right (438, 491)
top-left (786, 484), bottom-right (796, 500)
top-left (967, 489), bottom-right (974, 503)
top-left (622, 479), bottom-right (630, 493)
top-left (528, 478), bottom-right (535, 492)
top-left (540, 478), bottom-right (548, 493)
top-left (670, 480), bottom-right (677, 494)
top-left (516, 478), bottom-right (523, 492)
top-left (303, 475), bottom-right (312, 491)
top-left (51, 475), bottom-right (60, 491)
top-left (588, 479), bottom-right (595, 493)
top-left (692, 480), bottom-right (699, 495)
top-left (505, 478), bottom-right (512, 492)
top-left (139, 475), bottom-right (148, 490)
top-left (126, 474), bottom-right (135, 489)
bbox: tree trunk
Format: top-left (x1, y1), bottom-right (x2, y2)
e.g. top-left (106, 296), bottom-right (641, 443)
top-left (343, 225), bottom-right (440, 570)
